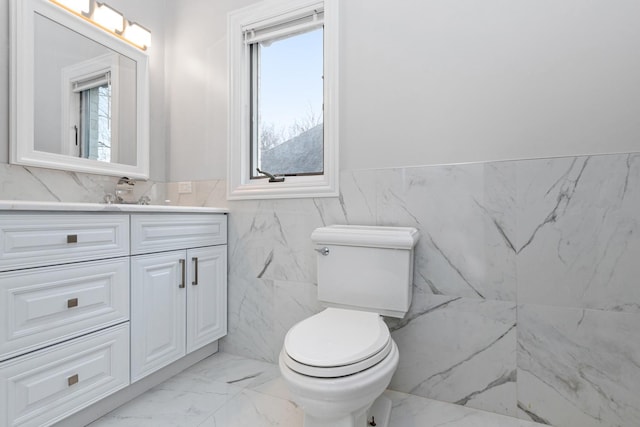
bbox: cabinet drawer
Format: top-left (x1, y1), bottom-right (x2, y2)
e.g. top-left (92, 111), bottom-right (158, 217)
top-left (0, 214), bottom-right (129, 271)
top-left (131, 214), bottom-right (227, 254)
top-left (0, 258), bottom-right (130, 361)
top-left (0, 323), bottom-right (129, 427)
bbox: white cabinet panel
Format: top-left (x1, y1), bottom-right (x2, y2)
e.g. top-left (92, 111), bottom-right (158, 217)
top-left (0, 257), bottom-right (129, 361)
top-left (131, 214), bottom-right (227, 255)
top-left (131, 251), bottom-right (186, 382)
top-left (187, 246), bottom-right (227, 353)
top-left (0, 214), bottom-right (129, 271)
top-left (0, 323), bottom-right (129, 427)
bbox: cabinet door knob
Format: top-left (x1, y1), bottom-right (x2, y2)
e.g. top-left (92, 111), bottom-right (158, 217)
top-left (67, 298), bottom-right (78, 308)
top-left (192, 257), bottom-right (198, 285)
top-left (68, 374), bottom-right (79, 386)
top-left (179, 259), bottom-right (186, 288)
top-left (67, 234), bottom-right (78, 244)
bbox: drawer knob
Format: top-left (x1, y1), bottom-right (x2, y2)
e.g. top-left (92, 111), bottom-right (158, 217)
top-left (67, 298), bottom-right (78, 308)
top-left (68, 374), bottom-right (79, 387)
top-left (67, 234), bottom-right (78, 244)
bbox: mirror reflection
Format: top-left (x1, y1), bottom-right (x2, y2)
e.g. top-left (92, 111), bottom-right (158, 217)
top-left (33, 12), bottom-right (137, 166)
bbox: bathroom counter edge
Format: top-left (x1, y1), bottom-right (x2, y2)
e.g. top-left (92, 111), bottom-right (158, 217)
top-left (0, 200), bottom-right (229, 213)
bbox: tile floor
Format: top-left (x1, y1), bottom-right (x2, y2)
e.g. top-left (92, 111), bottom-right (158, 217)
top-left (89, 352), bottom-right (547, 427)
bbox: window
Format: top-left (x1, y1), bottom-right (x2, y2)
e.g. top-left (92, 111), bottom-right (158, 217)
top-left (228, 0), bottom-right (339, 200)
top-left (61, 53), bottom-right (120, 163)
top-left (77, 75), bottom-right (112, 162)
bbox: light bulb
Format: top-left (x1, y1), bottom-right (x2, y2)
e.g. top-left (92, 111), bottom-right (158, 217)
top-left (124, 22), bottom-right (151, 49)
top-left (93, 3), bottom-right (124, 33)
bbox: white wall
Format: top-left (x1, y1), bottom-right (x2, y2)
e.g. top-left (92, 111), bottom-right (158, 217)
top-left (341, 0), bottom-right (640, 170)
top-left (2, 0), bottom-right (640, 183)
top-left (167, 0), bottom-right (640, 181)
top-left (164, 0), bottom-right (256, 182)
top-left (0, 1), bottom-right (10, 165)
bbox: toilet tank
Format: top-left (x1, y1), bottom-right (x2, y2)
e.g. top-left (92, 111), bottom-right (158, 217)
top-left (311, 225), bottom-right (419, 318)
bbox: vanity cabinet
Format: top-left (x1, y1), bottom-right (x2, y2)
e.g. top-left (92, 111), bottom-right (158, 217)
top-left (130, 214), bottom-right (227, 383)
top-left (0, 209), bottom-right (228, 427)
top-left (0, 213), bottom-right (130, 427)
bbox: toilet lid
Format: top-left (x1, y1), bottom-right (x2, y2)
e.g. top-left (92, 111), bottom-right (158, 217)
top-left (284, 308), bottom-right (390, 368)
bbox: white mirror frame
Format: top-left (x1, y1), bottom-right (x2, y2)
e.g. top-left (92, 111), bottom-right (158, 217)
top-left (9, 0), bottom-right (150, 179)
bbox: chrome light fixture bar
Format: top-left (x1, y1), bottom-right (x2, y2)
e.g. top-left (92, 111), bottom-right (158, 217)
top-left (50, 0), bottom-right (151, 50)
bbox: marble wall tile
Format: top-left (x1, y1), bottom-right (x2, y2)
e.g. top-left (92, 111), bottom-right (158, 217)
top-left (387, 294), bottom-right (517, 416)
top-left (226, 199), bottom-right (321, 284)
top-left (517, 304), bottom-right (640, 427)
top-left (165, 179), bottom-right (227, 208)
top-left (516, 154), bottom-right (640, 313)
top-left (0, 163), bottom-right (165, 204)
top-left (222, 272), bottom-right (277, 362)
top-left (311, 169), bottom-right (378, 226)
top-left (376, 163), bottom-right (517, 301)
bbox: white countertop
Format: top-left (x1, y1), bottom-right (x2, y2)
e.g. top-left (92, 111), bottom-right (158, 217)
top-left (0, 200), bottom-right (228, 213)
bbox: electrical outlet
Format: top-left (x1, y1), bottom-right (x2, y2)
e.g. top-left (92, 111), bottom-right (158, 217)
top-left (178, 181), bottom-right (192, 194)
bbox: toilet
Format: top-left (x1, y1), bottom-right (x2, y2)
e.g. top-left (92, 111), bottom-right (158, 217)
top-left (279, 225), bottom-right (419, 427)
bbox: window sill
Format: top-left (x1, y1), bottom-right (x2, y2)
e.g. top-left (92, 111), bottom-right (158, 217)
top-left (227, 175), bottom-right (338, 200)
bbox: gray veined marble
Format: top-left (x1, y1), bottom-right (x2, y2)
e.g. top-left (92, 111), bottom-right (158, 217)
top-left (375, 163), bottom-right (518, 302)
top-left (517, 304), bottom-right (640, 427)
top-left (516, 154), bottom-right (640, 313)
top-left (0, 163), bottom-right (165, 205)
top-left (388, 294), bottom-right (517, 417)
top-left (89, 352), bottom-right (549, 427)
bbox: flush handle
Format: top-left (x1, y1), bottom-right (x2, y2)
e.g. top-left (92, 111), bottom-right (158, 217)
top-left (314, 247), bottom-right (330, 256)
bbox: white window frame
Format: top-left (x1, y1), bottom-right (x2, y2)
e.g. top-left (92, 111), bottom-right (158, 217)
top-left (60, 52), bottom-right (120, 160)
top-left (227, 0), bottom-right (339, 200)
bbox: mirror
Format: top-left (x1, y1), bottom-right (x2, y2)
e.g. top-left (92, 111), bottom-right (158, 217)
top-left (10, 0), bottom-right (149, 179)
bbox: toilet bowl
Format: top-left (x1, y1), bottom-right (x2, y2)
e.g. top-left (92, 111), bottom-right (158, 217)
top-left (279, 226), bottom-right (419, 427)
top-left (280, 308), bottom-right (398, 427)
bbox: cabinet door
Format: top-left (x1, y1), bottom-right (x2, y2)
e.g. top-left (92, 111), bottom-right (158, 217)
top-left (131, 251), bottom-right (186, 382)
top-left (186, 246), bottom-right (227, 353)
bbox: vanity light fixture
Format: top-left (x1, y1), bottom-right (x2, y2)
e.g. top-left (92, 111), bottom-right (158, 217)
top-left (51, 0), bottom-right (90, 14)
top-left (49, 0), bottom-right (151, 51)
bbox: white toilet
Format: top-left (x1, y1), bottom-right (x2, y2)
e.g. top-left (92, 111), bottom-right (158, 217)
top-left (279, 225), bottom-right (419, 427)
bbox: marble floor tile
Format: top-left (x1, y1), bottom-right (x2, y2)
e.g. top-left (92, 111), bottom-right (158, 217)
top-left (182, 352), bottom-right (282, 390)
top-left (88, 377), bottom-right (241, 427)
top-left (90, 352), bottom-right (548, 427)
top-left (198, 388), bottom-right (303, 427)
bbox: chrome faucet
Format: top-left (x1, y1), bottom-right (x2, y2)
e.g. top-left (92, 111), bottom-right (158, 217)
top-left (115, 177), bottom-right (136, 204)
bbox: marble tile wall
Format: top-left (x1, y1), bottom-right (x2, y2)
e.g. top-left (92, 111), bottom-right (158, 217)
top-left (0, 163), bottom-right (165, 203)
top-left (208, 152), bottom-right (639, 427)
top-left (4, 153), bottom-right (638, 427)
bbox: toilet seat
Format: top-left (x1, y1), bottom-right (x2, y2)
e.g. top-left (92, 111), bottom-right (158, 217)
top-left (283, 308), bottom-right (391, 378)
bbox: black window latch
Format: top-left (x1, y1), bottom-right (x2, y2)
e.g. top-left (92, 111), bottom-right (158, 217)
top-left (256, 168), bottom-right (285, 182)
